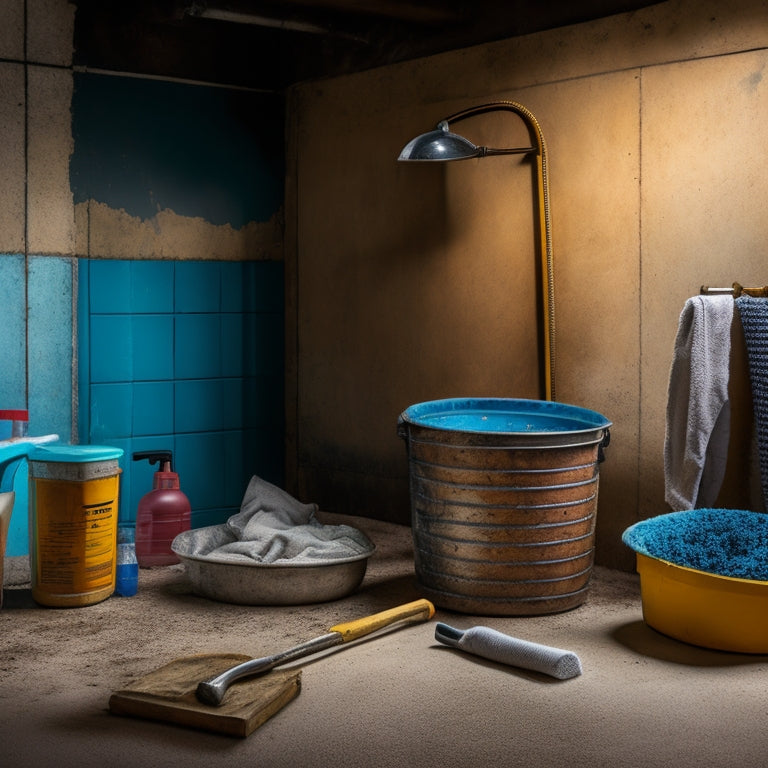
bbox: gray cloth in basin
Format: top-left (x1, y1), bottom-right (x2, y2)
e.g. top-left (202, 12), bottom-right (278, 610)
top-left (184, 476), bottom-right (374, 565)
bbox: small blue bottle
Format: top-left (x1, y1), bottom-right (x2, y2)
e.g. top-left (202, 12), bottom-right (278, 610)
top-left (115, 525), bottom-right (139, 597)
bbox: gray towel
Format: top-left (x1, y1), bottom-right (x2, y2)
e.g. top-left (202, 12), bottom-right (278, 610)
top-left (664, 295), bottom-right (733, 510)
top-left (735, 295), bottom-right (768, 508)
top-left (181, 476), bottom-right (374, 565)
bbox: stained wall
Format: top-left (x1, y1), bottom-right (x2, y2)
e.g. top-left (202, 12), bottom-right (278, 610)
top-left (286, 0), bottom-right (768, 569)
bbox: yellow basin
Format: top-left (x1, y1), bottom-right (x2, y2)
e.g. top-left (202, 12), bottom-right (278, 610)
top-left (624, 509), bottom-right (768, 654)
top-left (635, 551), bottom-right (768, 654)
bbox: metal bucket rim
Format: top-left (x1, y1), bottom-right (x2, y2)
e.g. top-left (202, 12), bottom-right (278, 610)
top-left (398, 397), bottom-right (611, 438)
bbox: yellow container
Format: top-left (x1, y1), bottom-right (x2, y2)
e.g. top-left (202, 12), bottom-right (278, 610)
top-left (29, 445), bottom-right (123, 607)
top-left (635, 552), bottom-right (768, 654)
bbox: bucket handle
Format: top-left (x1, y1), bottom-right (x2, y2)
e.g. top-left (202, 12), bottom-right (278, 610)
top-left (598, 429), bottom-right (611, 463)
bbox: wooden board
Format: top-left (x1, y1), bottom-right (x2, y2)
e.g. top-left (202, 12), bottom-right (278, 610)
top-left (109, 653), bottom-right (301, 738)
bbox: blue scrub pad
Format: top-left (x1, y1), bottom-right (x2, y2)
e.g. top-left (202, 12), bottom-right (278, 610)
top-left (622, 509), bottom-right (768, 581)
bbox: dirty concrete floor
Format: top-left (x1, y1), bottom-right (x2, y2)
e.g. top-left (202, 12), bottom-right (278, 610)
top-left (2, 514), bottom-right (768, 768)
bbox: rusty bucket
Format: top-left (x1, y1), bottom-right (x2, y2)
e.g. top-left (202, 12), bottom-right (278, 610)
top-left (397, 398), bottom-right (611, 616)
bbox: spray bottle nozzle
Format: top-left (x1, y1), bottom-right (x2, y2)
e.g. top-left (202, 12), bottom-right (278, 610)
top-left (132, 451), bottom-right (174, 472)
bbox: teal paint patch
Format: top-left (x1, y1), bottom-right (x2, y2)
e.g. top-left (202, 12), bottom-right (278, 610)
top-left (70, 73), bottom-right (284, 228)
top-left (0, 254), bottom-right (27, 412)
top-left (27, 256), bottom-right (74, 442)
top-left (6, 255), bottom-right (76, 556)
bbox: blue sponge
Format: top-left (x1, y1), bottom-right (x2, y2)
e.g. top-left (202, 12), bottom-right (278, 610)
top-left (622, 509), bottom-right (768, 581)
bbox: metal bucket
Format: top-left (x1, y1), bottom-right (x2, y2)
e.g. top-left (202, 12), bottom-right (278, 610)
top-left (397, 398), bottom-right (611, 616)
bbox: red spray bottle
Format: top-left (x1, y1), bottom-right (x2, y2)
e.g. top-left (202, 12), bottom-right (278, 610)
top-left (132, 451), bottom-right (191, 567)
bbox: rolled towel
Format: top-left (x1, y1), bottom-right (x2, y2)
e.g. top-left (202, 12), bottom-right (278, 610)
top-left (435, 623), bottom-right (582, 680)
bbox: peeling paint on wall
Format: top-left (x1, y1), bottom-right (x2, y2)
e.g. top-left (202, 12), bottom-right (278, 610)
top-left (70, 71), bottom-right (285, 259)
top-left (75, 200), bottom-right (283, 261)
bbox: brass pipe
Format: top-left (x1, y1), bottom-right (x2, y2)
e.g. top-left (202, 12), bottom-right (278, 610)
top-left (440, 101), bottom-right (555, 401)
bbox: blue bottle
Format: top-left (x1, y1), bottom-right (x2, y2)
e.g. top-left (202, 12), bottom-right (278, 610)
top-left (115, 525), bottom-right (139, 597)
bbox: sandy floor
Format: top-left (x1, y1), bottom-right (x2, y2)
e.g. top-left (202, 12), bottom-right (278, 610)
top-left (3, 515), bottom-right (768, 768)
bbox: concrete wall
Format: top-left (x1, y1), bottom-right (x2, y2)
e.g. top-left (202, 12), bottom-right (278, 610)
top-left (0, 0), bottom-right (286, 555)
top-left (286, 0), bottom-right (768, 570)
top-left (0, 0), bottom-right (78, 441)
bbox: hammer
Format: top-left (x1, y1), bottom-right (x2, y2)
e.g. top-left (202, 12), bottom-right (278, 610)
top-left (197, 599), bottom-right (435, 706)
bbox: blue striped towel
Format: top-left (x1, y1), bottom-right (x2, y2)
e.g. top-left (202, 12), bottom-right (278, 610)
top-left (735, 295), bottom-right (768, 508)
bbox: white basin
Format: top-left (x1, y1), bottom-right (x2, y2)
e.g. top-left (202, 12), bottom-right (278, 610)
top-left (0, 434), bottom-right (58, 566)
top-left (0, 490), bottom-right (14, 606)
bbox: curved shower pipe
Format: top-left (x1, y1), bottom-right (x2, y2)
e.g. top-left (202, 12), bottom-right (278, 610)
top-left (400, 101), bottom-right (556, 401)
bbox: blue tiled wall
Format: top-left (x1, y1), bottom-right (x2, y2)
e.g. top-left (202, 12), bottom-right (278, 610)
top-left (2, 72), bottom-right (285, 557)
top-left (0, 254), bottom-right (75, 440)
top-left (1, 254), bottom-right (77, 556)
top-left (0, 255), bottom-right (26, 415)
top-left (0, 253), bottom-right (29, 557)
top-left (69, 73), bottom-right (287, 534)
top-left (78, 258), bottom-right (285, 529)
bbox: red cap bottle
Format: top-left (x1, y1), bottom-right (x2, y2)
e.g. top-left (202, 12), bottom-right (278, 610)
top-left (132, 451), bottom-right (191, 567)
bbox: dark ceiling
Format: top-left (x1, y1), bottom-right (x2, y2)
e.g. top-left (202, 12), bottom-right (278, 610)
top-left (73, 0), bottom-right (664, 91)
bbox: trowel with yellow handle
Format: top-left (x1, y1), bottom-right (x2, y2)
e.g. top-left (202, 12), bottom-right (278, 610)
top-left (109, 599), bottom-right (435, 738)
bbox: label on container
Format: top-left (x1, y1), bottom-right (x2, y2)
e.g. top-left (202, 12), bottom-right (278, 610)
top-left (32, 475), bottom-right (119, 597)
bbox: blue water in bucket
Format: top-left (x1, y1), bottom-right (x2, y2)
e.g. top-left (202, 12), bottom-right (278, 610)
top-left (401, 398), bottom-right (611, 434)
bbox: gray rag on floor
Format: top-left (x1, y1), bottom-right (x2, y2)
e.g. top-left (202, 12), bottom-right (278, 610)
top-left (455, 626), bottom-right (582, 680)
top-left (180, 476), bottom-right (374, 565)
top-left (664, 295), bottom-right (733, 510)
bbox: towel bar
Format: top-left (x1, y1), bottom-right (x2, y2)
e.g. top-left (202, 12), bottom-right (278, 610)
top-left (700, 282), bottom-right (768, 298)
